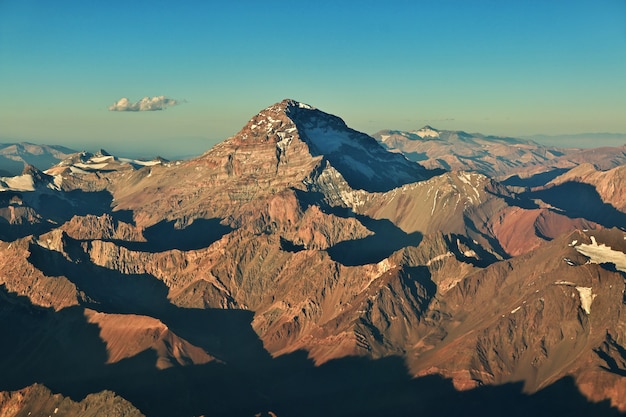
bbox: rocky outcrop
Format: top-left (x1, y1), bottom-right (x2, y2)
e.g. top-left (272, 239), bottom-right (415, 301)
top-left (547, 163), bottom-right (626, 212)
top-left (374, 129), bottom-right (626, 183)
top-left (0, 384), bottom-right (144, 417)
top-left (409, 230), bottom-right (626, 408)
top-left (1, 99), bottom-right (625, 416)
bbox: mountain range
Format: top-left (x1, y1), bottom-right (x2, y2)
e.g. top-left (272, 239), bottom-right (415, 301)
top-left (0, 143), bottom-right (77, 177)
top-left (1, 99), bottom-right (625, 417)
top-left (372, 126), bottom-right (626, 182)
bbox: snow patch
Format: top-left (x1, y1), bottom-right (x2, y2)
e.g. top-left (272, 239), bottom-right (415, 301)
top-left (377, 258), bottom-right (391, 274)
top-left (0, 175), bottom-right (35, 191)
top-left (91, 155), bottom-right (114, 163)
top-left (575, 286), bottom-right (596, 314)
top-left (69, 166), bottom-right (89, 174)
top-left (575, 237), bottom-right (626, 272)
top-left (119, 158), bottom-right (162, 167)
top-left (458, 172), bottom-right (481, 202)
top-left (276, 132), bottom-right (293, 158)
top-left (431, 189), bottom-right (439, 216)
top-left (412, 126), bottom-right (440, 138)
top-left (563, 258), bottom-right (576, 266)
top-left (74, 162), bottom-right (109, 170)
top-left (426, 252), bottom-right (453, 266)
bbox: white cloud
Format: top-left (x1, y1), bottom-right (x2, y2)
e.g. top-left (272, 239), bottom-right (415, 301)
top-left (109, 96), bottom-right (181, 112)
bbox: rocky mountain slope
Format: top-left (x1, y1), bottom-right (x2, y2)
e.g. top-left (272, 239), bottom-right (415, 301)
top-left (373, 127), bottom-right (626, 184)
top-left (0, 99), bottom-right (625, 417)
top-left (0, 384), bottom-right (144, 417)
top-left (544, 163), bottom-right (626, 212)
top-left (0, 143), bottom-right (76, 176)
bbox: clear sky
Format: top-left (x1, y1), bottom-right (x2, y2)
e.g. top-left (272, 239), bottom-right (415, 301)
top-left (1, 0), bottom-right (625, 158)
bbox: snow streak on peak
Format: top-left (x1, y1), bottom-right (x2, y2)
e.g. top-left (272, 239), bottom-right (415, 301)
top-left (573, 235), bottom-right (626, 272)
top-left (294, 101), bottom-right (314, 110)
top-left (281, 99), bottom-right (315, 110)
top-left (229, 99), bottom-right (436, 192)
top-left (257, 99), bottom-right (316, 115)
top-left (412, 126), bottom-right (440, 138)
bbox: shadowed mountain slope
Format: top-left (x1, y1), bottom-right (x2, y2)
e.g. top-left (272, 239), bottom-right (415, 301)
top-left (373, 128), bottom-right (626, 184)
top-left (1, 99), bottom-right (625, 416)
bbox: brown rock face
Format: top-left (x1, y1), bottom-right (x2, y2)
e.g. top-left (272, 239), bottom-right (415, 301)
top-left (110, 99), bottom-right (437, 229)
top-left (84, 310), bottom-right (215, 369)
top-left (408, 230), bottom-right (626, 402)
top-left (1, 99), bottom-right (625, 416)
top-left (0, 384), bottom-right (144, 417)
top-left (374, 129), bottom-right (626, 183)
top-left (547, 163), bottom-right (626, 212)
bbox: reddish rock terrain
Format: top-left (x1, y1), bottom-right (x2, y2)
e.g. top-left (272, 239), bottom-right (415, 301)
top-left (0, 100), bottom-right (624, 417)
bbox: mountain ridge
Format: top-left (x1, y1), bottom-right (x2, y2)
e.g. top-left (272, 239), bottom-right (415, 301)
top-left (373, 127), bottom-right (626, 181)
top-left (0, 99), bottom-right (625, 416)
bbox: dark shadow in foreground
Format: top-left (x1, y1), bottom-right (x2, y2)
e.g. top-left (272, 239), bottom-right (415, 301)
top-left (0, 189), bottom-right (134, 241)
top-left (502, 168), bottom-right (569, 188)
top-left (294, 189), bottom-right (423, 266)
top-left (1, 243), bottom-right (623, 417)
top-left (521, 182), bottom-right (626, 229)
top-left (0, 282), bottom-right (623, 417)
top-left (109, 218), bottom-right (233, 253)
top-left (327, 214), bottom-right (422, 266)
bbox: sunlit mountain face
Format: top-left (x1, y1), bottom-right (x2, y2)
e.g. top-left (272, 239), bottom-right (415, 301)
top-left (1, 100), bottom-right (625, 417)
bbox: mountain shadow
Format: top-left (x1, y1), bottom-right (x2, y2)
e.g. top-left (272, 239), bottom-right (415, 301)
top-left (485, 187), bottom-right (540, 210)
top-left (595, 333), bottom-right (626, 378)
top-left (522, 182), bottom-right (626, 229)
top-left (2, 279), bottom-right (623, 417)
top-left (280, 236), bottom-right (306, 252)
top-left (462, 214), bottom-right (511, 260)
top-left (397, 151), bottom-right (429, 162)
top-left (110, 218), bottom-right (233, 253)
top-left (327, 215), bottom-right (422, 266)
top-left (0, 283), bottom-right (275, 417)
top-left (1, 278), bottom-right (624, 417)
top-left (502, 168), bottom-right (569, 188)
top-left (26, 238), bottom-right (269, 365)
top-left (292, 189), bottom-right (423, 266)
top-left (0, 189), bottom-right (124, 241)
top-left (34, 190), bottom-right (117, 219)
top-left (285, 102), bottom-right (445, 192)
top-left (445, 233), bottom-right (501, 268)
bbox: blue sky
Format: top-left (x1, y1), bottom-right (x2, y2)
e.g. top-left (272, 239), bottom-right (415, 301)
top-left (1, 0), bottom-right (625, 157)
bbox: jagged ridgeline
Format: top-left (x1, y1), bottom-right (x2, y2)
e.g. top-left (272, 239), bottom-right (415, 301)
top-left (1, 99), bottom-right (625, 417)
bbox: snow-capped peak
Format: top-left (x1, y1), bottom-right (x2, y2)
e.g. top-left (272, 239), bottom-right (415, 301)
top-left (295, 101), bottom-right (314, 110)
top-left (412, 125), bottom-right (440, 138)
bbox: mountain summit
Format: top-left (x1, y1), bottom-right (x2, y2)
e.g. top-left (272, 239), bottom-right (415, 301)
top-left (413, 125), bottom-right (440, 138)
top-left (3, 99), bottom-right (625, 416)
top-left (111, 99), bottom-right (440, 227)
top-left (216, 99), bottom-right (436, 191)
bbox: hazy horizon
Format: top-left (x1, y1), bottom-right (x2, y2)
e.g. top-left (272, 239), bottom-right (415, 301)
top-left (2, 126), bottom-right (625, 161)
top-left (0, 125), bottom-right (626, 159)
top-left (1, 1), bottom-right (625, 158)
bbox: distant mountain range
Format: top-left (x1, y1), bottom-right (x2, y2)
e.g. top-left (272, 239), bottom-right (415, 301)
top-left (0, 143), bottom-right (77, 176)
top-left (1, 100), bottom-right (625, 417)
top-left (372, 126), bottom-right (626, 182)
top-left (526, 132), bottom-right (626, 148)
